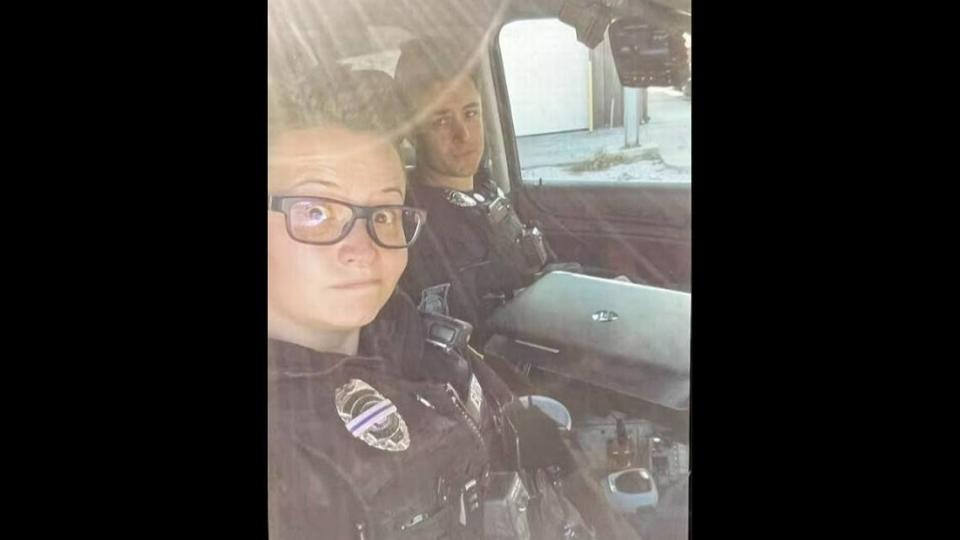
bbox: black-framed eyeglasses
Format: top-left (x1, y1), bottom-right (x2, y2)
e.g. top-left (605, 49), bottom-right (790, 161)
top-left (269, 195), bottom-right (427, 249)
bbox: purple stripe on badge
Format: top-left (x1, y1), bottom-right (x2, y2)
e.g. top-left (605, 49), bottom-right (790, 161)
top-left (352, 404), bottom-right (398, 436)
top-left (347, 399), bottom-right (394, 434)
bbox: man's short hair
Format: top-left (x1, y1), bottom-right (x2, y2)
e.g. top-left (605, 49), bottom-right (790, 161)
top-left (393, 37), bottom-right (481, 112)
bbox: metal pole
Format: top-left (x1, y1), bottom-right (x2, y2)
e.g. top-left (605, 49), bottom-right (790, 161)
top-left (624, 87), bottom-right (639, 147)
top-left (639, 87), bottom-right (650, 125)
top-left (587, 60), bottom-right (594, 132)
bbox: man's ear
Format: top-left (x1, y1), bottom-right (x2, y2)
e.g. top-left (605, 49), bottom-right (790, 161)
top-left (397, 137), bottom-right (418, 169)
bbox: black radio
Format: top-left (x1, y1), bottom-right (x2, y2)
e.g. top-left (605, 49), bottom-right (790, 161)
top-left (421, 309), bottom-right (473, 353)
top-left (478, 192), bottom-right (548, 279)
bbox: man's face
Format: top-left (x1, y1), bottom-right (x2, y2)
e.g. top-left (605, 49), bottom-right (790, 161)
top-left (412, 76), bottom-right (484, 180)
top-left (267, 127), bottom-right (408, 331)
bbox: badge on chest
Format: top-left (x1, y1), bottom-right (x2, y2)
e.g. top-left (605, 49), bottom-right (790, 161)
top-left (335, 379), bottom-right (410, 452)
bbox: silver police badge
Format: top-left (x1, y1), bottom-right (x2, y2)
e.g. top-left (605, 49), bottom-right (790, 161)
top-left (442, 189), bottom-right (478, 207)
top-left (335, 379), bottom-right (410, 452)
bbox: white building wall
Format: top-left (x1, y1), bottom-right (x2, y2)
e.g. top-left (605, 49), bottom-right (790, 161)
top-left (500, 19), bottom-right (590, 137)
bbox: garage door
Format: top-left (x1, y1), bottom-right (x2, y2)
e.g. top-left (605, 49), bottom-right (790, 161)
top-left (500, 18), bottom-right (590, 137)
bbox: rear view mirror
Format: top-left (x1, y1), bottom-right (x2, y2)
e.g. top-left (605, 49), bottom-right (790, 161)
top-left (608, 16), bottom-right (688, 88)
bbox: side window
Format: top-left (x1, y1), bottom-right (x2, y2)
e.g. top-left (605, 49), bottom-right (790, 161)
top-left (498, 19), bottom-right (691, 184)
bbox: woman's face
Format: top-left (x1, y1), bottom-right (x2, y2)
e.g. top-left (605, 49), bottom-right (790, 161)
top-left (268, 127), bottom-right (408, 332)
